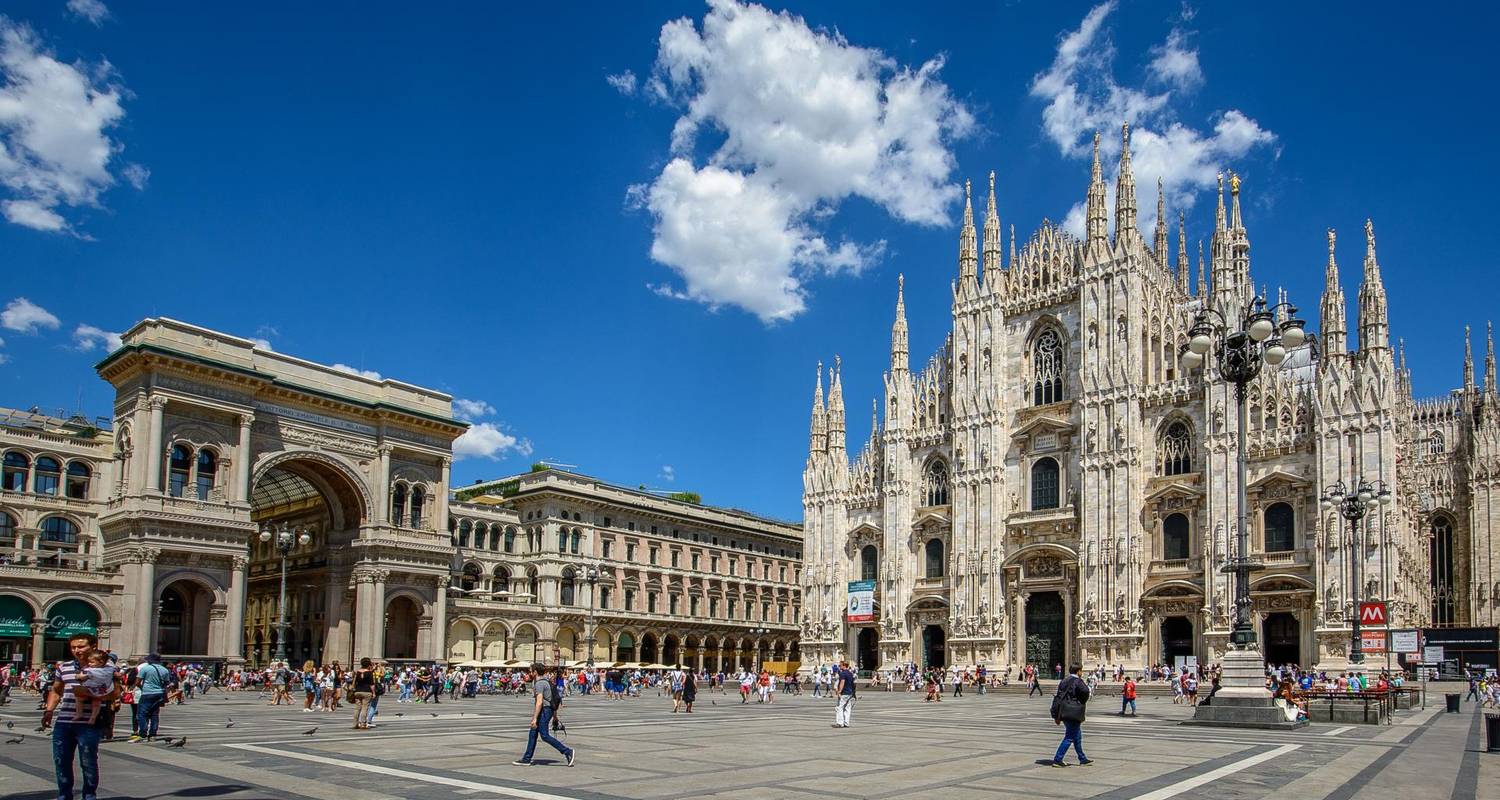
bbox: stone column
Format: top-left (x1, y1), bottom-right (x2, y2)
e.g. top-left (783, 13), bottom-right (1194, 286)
top-left (207, 604), bottom-right (228, 658)
top-left (371, 570), bottom-right (389, 660)
top-left (437, 457), bottom-right (452, 533)
top-left (352, 570), bottom-right (376, 661)
top-left (127, 548), bottom-right (161, 659)
top-left (235, 415), bottom-right (254, 503)
top-left (430, 577), bottom-right (450, 662)
top-left (1015, 592), bottom-right (1029, 666)
top-left (375, 445), bottom-right (391, 525)
top-left (30, 621), bottom-right (46, 668)
top-left (145, 396), bottom-right (166, 493)
top-left (225, 556), bottom-right (248, 667)
top-left (324, 574), bottom-right (353, 665)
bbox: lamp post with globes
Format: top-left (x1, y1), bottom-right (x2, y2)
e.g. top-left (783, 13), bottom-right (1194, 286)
top-left (1179, 295), bottom-right (1307, 654)
top-left (259, 522), bottom-right (312, 664)
top-left (1320, 478), bottom-right (1393, 666)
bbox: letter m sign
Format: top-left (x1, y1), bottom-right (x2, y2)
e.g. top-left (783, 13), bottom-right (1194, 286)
top-left (1359, 602), bottom-right (1387, 625)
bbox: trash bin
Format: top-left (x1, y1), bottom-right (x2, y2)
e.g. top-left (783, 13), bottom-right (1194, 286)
top-left (1487, 713), bottom-right (1500, 752)
top-left (1445, 693), bottom-right (1460, 713)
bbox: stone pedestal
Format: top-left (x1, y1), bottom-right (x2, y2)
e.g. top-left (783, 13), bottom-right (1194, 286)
top-left (1181, 649), bottom-right (1307, 730)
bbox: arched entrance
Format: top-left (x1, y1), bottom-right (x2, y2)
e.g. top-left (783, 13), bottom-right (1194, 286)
top-left (1161, 616), bottom-right (1194, 665)
top-left (157, 580), bottom-right (212, 657)
top-left (384, 596), bottom-right (420, 660)
top-left (615, 632), bottom-right (636, 662)
top-left (0, 594), bottom-right (37, 665)
top-left (247, 458), bottom-right (367, 667)
top-left (1024, 591), bottom-right (1065, 672)
top-left (513, 625), bottom-right (538, 662)
top-left (639, 633), bottom-right (658, 664)
top-left (662, 635), bottom-right (679, 667)
top-left (857, 627), bottom-right (879, 673)
top-left (922, 625), bottom-right (946, 669)
top-left (1262, 612), bottom-right (1300, 666)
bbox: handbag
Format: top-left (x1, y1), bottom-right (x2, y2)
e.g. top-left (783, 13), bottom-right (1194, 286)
top-left (120, 689), bottom-right (136, 704)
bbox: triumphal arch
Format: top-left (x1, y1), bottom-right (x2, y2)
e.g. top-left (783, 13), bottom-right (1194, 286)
top-left (96, 318), bottom-right (465, 667)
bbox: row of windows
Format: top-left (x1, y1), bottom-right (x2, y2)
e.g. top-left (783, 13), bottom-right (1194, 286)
top-left (1, 452), bottom-right (93, 499)
top-left (527, 508), bottom-right (799, 559)
top-left (0, 510), bottom-right (81, 545)
top-left (390, 483), bottom-right (427, 528)
top-left (1158, 503), bottom-right (1297, 560)
top-left (167, 445), bottom-right (216, 501)
top-left (457, 562), bottom-right (793, 620)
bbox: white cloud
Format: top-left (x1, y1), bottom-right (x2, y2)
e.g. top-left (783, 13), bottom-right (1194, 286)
top-left (72, 323), bottom-right (120, 352)
top-left (121, 162), bottom-right (148, 190)
top-left (66, 0), bottom-right (110, 26)
top-left (248, 337), bottom-right (272, 350)
top-left (1031, 2), bottom-right (1276, 237)
top-left (330, 363), bottom-right (381, 380)
top-left (606, 69), bottom-right (638, 95)
top-left (660, 465), bottom-right (676, 482)
top-left (452, 398), bottom-right (497, 422)
top-left (633, 0), bottom-right (972, 322)
top-left (1, 297), bottom-right (60, 333)
top-left (0, 17), bottom-right (133, 233)
top-left (454, 422), bottom-right (533, 461)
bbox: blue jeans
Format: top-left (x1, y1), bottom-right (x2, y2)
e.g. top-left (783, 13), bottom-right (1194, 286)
top-left (521, 706), bottom-right (571, 762)
top-left (1053, 719), bottom-right (1087, 763)
top-left (53, 722), bottom-right (101, 799)
top-left (135, 693), bottom-right (165, 737)
top-left (1121, 697), bottom-right (1136, 714)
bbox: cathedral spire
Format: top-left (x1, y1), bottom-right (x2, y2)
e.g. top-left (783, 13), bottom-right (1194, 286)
top-left (1215, 172), bottom-right (1227, 233)
top-left (870, 398), bottom-right (880, 446)
top-left (1357, 218), bottom-right (1390, 352)
top-left (1153, 177), bottom-right (1169, 267)
top-left (809, 362), bottom-right (826, 456)
top-left (827, 356), bottom-right (846, 458)
top-left (1114, 123), bottom-right (1139, 247)
top-left (1487, 322), bottom-right (1496, 395)
top-left (1196, 240), bottom-right (1207, 297)
top-left (982, 171), bottom-right (1001, 287)
top-left (958, 179), bottom-right (978, 286)
top-left (891, 274), bottom-right (909, 374)
top-left (1228, 172), bottom-right (1251, 300)
top-left (1008, 223), bottom-right (1017, 270)
top-left (1176, 211), bottom-right (1189, 294)
top-left (1086, 132), bottom-right (1109, 249)
top-left (1464, 326), bottom-right (1476, 395)
top-left (1321, 228), bottom-right (1347, 356)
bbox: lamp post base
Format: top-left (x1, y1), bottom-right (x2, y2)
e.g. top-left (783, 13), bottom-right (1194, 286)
top-left (1181, 648), bottom-right (1307, 729)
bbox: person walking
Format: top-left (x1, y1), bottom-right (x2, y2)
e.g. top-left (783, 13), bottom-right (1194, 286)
top-left (513, 664), bottom-right (574, 767)
top-left (1028, 664), bottom-right (1043, 698)
top-left (129, 654), bottom-right (172, 743)
top-left (43, 632), bottom-right (117, 800)
top-left (681, 669), bottom-right (697, 713)
top-left (1048, 664), bottom-right (1092, 767)
top-left (350, 658), bottom-right (376, 730)
top-left (832, 660), bottom-right (856, 728)
top-left (1119, 675), bottom-right (1137, 716)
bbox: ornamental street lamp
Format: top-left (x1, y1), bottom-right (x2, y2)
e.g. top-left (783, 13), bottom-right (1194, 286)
top-left (1320, 478), bottom-right (1393, 666)
top-left (1180, 295), bottom-right (1307, 652)
top-left (259, 522), bottom-right (312, 664)
top-left (584, 564), bottom-right (610, 667)
top-left (750, 627), bottom-right (770, 670)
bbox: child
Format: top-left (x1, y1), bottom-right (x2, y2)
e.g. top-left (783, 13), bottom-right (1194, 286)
top-left (73, 649), bottom-right (116, 724)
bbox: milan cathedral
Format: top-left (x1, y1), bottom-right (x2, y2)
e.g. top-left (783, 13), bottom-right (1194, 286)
top-left (799, 125), bottom-right (1500, 673)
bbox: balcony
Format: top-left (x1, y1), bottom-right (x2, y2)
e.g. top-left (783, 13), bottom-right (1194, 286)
top-left (1150, 558), bottom-right (1196, 575)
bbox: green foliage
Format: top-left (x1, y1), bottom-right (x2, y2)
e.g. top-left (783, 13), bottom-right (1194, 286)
top-left (530, 462), bottom-right (549, 472)
top-left (668, 491), bottom-right (702, 504)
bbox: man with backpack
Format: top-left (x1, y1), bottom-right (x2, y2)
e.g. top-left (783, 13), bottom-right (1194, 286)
top-left (129, 653), bottom-right (174, 743)
top-left (1049, 664), bottom-right (1092, 767)
top-left (513, 663), bottom-right (574, 767)
top-left (832, 660), bottom-right (856, 728)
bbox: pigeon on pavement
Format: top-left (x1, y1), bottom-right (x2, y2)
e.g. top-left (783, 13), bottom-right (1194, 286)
top-left (169, 737), bottom-right (187, 748)
top-left (5, 720), bottom-right (13, 729)
top-left (225, 718), bottom-right (236, 728)
top-left (301, 727), bottom-right (318, 736)
top-left (5, 735), bottom-right (22, 744)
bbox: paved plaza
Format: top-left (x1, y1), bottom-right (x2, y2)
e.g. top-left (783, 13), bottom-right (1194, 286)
top-left (0, 684), bottom-right (1493, 800)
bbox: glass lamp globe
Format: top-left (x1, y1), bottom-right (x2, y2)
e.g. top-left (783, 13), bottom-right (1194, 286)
top-left (1358, 489), bottom-right (1373, 503)
top-left (1188, 333), bottom-right (1212, 355)
top-left (1263, 344), bottom-right (1287, 365)
top-left (1380, 490), bottom-right (1394, 505)
top-left (259, 529), bottom-right (271, 543)
top-left (1181, 350), bottom-right (1204, 369)
top-left (1320, 497), bottom-right (1333, 509)
top-left (1248, 316), bottom-right (1276, 342)
top-left (1282, 324), bottom-right (1306, 348)
top-left (298, 533), bottom-right (311, 546)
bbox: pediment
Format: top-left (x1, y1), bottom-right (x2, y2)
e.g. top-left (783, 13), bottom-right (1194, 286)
top-left (912, 510), bottom-right (950, 530)
top-left (1249, 469), bottom-right (1312, 492)
top-left (1012, 414), bottom-right (1073, 440)
top-left (1144, 480), bottom-right (1205, 505)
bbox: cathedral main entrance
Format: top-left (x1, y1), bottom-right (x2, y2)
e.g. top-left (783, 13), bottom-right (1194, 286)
top-left (857, 627), bottom-right (879, 673)
top-left (922, 625), bottom-right (946, 669)
top-left (1161, 616), bottom-right (1194, 665)
top-left (1024, 591), bottom-right (1066, 671)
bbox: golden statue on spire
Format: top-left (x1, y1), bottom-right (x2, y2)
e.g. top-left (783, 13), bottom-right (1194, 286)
top-left (1229, 171), bottom-right (1241, 194)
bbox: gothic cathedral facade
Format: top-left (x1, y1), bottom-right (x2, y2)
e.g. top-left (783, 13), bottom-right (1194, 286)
top-left (800, 126), bottom-right (1500, 674)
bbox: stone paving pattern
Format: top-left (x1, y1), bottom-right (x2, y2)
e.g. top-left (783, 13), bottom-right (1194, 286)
top-left (0, 683), bottom-right (1492, 799)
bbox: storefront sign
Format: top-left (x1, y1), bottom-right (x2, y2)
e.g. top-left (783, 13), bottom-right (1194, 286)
top-left (0, 595), bottom-right (32, 638)
top-left (44, 599), bottom-right (98, 638)
top-left (846, 580), bottom-right (875, 623)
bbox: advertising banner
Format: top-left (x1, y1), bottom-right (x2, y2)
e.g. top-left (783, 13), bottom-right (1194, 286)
top-left (846, 580), bottom-right (875, 623)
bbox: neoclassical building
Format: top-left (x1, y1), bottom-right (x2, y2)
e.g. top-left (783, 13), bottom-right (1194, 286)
top-left (1, 317), bottom-right (802, 670)
top-left (445, 471), bottom-right (802, 671)
top-left (800, 127), bottom-right (1500, 674)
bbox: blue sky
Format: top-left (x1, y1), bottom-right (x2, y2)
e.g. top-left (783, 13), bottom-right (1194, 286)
top-left (1, 1), bottom-right (1496, 521)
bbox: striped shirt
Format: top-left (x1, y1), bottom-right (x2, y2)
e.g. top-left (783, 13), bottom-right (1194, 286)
top-left (52, 660), bottom-right (86, 725)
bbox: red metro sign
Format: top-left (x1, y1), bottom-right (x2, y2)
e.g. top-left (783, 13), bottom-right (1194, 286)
top-left (1359, 602), bottom-right (1387, 625)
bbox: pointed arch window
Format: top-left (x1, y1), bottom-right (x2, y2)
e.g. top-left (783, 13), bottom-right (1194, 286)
top-left (1429, 431), bottom-right (1445, 454)
top-left (1158, 421), bottom-right (1193, 476)
top-left (1430, 515), bottom-right (1456, 625)
top-left (923, 460), bottom-right (950, 507)
top-left (1030, 328), bottom-right (1066, 405)
top-left (1031, 457), bottom-right (1060, 510)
